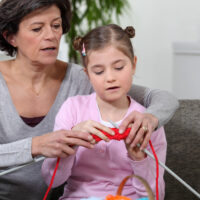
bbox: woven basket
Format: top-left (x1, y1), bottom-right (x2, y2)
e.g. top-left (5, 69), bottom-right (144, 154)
top-left (105, 175), bottom-right (154, 200)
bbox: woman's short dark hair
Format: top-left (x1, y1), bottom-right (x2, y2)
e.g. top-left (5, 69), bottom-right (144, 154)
top-left (0, 0), bottom-right (71, 56)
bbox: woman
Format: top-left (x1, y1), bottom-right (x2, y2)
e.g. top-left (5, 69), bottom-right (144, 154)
top-left (0, 0), bottom-right (178, 199)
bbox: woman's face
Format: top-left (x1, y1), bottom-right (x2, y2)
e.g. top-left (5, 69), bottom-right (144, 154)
top-left (11, 5), bottom-right (63, 65)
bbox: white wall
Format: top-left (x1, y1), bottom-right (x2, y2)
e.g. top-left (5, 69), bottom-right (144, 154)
top-left (1, 0), bottom-right (200, 98)
top-left (119, 0), bottom-right (200, 94)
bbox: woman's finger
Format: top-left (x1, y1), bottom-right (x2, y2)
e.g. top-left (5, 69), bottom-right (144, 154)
top-left (119, 112), bottom-right (137, 133)
top-left (140, 131), bottom-right (151, 150)
top-left (125, 121), bottom-right (141, 144)
top-left (129, 125), bottom-right (147, 148)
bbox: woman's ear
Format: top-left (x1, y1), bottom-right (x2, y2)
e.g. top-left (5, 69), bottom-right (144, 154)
top-left (3, 32), bottom-right (17, 47)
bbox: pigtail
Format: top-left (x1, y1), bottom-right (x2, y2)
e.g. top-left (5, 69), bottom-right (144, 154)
top-left (73, 36), bottom-right (83, 52)
top-left (124, 26), bottom-right (135, 38)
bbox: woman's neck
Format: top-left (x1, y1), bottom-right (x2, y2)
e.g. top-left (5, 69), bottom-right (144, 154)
top-left (96, 95), bottom-right (130, 122)
top-left (9, 58), bottom-right (59, 96)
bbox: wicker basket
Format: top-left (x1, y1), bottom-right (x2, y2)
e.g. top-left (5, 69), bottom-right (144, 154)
top-left (105, 175), bottom-right (154, 200)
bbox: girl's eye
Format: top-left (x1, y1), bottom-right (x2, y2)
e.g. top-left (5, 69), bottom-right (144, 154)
top-left (115, 66), bottom-right (124, 71)
top-left (32, 27), bottom-right (41, 32)
top-left (94, 71), bottom-right (104, 75)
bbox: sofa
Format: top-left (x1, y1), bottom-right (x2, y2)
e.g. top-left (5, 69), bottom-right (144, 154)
top-left (164, 100), bottom-right (200, 200)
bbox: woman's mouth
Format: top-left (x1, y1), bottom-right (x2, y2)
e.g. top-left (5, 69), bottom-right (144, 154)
top-left (41, 47), bottom-right (56, 51)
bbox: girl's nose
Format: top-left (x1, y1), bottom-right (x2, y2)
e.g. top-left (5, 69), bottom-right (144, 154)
top-left (106, 70), bottom-right (115, 82)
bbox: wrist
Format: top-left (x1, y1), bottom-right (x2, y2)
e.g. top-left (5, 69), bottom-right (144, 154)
top-left (128, 152), bottom-right (147, 161)
top-left (31, 136), bottom-right (41, 157)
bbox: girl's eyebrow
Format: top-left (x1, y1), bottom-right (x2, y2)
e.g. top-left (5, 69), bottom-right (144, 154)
top-left (112, 59), bottom-right (124, 65)
top-left (90, 59), bottom-right (125, 69)
top-left (90, 64), bottom-right (104, 69)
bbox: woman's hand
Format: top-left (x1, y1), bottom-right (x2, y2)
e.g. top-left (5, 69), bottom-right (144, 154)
top-left (119, 111), bottom-right (158, 150)
top-left (72, 120), bottom-right (115, 142)
top-left (32, 129), bottom-right (95, 158)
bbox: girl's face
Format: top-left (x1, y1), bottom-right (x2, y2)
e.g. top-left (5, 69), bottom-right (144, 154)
top-left (86, 45), bottom-right (136, 104)
top-left (9, 5), bottom-right (63, 65)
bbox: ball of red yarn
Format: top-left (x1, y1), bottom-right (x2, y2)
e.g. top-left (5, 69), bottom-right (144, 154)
top-left (92, 128), bottom-right (131, 142)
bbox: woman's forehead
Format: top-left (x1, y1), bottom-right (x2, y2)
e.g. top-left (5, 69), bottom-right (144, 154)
top-left (20, 5), bottom-right (61, 24)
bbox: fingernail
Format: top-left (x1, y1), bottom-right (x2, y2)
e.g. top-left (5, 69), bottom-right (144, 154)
top-left (111, 131), bottom-right (115, 136)
top-left (90, 144), bottom-right (94, 148)
top-left (88, 135), bottom-right (93, 140)
top-left (119, 129), bottom-right (123, 134)
top-left (91, 139), bottom-right (96, 144)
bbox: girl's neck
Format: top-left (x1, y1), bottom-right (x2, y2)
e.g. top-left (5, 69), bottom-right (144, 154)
top-left (96, 95), bottom-right (130, 122)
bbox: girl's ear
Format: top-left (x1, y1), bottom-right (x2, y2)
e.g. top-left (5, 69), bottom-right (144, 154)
top-left (3, 32), bottom-right (17, 47)
top-left (132, 56), bottom-right (137, 75)
top-left (83, 67), bottom-right (89, 76)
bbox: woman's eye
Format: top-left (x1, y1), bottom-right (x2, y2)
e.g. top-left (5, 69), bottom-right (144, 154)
top-left (53, 24), bottom-right (61, 29)
top-left (32, 27), bottom-right (41, 32)
top-left (115, 66), bottom-right (124, 71)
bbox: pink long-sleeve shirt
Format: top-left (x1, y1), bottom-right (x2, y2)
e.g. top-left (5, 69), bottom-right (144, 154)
top-left (42, 93), bottom-right (166, 200)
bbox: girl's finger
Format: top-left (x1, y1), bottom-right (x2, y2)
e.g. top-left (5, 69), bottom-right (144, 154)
top-left (62, 137), bottom-right (94, 149)
top-left (93, 122), bottom-right (115, 136)
top-left (90, 127), bottom-right (109, 142)
top-left (65, 130), bottom-right (94, 142)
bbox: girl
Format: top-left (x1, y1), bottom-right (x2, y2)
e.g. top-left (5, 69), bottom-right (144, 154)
top-left (42, 24), bottom-right (167, 200)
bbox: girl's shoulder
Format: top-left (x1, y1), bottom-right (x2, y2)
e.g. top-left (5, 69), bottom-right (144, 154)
top-left (62, 93), bottom-right (95, 108)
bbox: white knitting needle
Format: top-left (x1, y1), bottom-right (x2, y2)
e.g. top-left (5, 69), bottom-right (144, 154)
top-left (0, 157), bottom-right (45, 176)
top-left (108, 120), bottom-right (200, 199)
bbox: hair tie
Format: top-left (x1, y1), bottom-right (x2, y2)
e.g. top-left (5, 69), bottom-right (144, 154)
top-left (82, 43), bottom-right (86, 56)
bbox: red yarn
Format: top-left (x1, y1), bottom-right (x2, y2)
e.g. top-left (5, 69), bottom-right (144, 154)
top-left (43, 129), bottom-right (160, 200)
top-left (92, 127), bottom-right (131, 142)
top-left (149, 140), bottom-right (159, 200)
top-left (43, 157), bottom-right (60, 200)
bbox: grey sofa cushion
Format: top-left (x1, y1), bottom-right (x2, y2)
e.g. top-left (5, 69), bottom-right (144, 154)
top-left (164, 100), bottom-right (200, 200)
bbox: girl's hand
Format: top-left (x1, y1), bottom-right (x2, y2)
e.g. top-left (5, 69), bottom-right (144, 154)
top-left (72, 120), bottom-right (115, 142)
top-left (119, 111), bottom-right (158, 150)
top-left (126, 141), bottom-right (147, 161)
top-left (32, 129), bottom-right (94, 158)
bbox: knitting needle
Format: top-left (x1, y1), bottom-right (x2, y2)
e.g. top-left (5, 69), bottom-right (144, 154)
top-left (0, 157), bottom-right (45, 176)
top-left (108, 120), bottom-right (200, 199)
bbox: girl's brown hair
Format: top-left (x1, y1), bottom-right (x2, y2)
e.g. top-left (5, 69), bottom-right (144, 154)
top-left (73, 24), bottom-right (135, 67)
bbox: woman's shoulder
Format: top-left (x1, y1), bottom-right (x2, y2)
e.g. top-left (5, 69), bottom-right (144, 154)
top-left (0, 60), bottom-right (11, 71)
top-left (129, 96), bottom-right (146, 113)
top-left (0, 60), bottom-right (12, 80)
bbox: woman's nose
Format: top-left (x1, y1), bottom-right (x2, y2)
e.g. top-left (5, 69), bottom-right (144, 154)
top-left (44, 27), bottom-right (56, 40)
